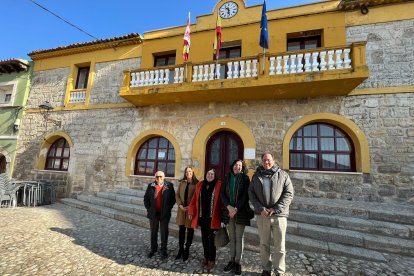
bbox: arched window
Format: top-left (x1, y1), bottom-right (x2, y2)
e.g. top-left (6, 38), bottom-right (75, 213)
top-left (45, 138), bottom-right (70, 171)
top-left (135, 136), bottom-right (175, 177)
top-left (289, 123), bottom-right (355, 171)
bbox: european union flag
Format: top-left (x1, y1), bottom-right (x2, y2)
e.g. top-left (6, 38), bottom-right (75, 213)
top-left (260, 0), bottom-right (269, 49)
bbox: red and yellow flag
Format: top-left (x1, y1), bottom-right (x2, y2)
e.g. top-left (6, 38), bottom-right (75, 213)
top-left (182, 12), bottom-right (191, 62)
top-left (213, 13), bottom-right (222, 59)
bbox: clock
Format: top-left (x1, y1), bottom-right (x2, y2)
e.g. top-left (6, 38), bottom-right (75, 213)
top-left (219, 1), bottom-right (238, 19)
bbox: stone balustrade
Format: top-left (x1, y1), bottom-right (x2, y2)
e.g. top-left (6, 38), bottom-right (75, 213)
top-left (269, 47), bottom-right (352, 75)
top-left (130, 66), bottom-right (185, 87)
top-left (192, 58), bottom-right (258, 82)
top-left (69, 89), bottom-right (86, 103)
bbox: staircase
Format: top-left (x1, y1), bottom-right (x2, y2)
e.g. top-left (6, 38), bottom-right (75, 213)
top-left (61, 188), bottom-right (414, 262)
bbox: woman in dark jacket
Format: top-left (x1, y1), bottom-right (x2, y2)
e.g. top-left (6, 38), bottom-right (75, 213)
top-left (175, 166), bottom-right (199, 261)
top-left (188, 168), bottom-right (222, 272)
top-left (220, 159), bottom-right (252, 275)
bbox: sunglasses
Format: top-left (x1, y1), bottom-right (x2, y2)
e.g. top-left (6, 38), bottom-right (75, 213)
top-left (155, 176), bottom-right (163, 178)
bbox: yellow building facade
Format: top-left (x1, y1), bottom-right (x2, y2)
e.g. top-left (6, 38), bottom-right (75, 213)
top-left (14, 0), bottom-right (414, 202)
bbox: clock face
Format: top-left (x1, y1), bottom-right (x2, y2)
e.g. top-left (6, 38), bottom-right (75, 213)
top-left (219, 1), bottom-right (238, 19)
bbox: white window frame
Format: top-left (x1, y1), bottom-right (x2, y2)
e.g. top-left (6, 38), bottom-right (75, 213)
top-left (0, 81), bottom-right (17, 107)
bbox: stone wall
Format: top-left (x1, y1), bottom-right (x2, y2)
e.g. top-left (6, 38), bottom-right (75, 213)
top-left (347, 19), bottom-right (414, 88)
top-left (90, 58), bottom-right (140, 104)
top-left (13, 92), bottom-right (414, 202)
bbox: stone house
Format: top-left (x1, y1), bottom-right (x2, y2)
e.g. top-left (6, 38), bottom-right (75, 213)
top-left (14, 0), bottom-right (413, 203)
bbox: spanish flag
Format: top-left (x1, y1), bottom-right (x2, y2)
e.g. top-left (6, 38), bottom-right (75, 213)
top-left (182, 12), bottom-right (191, 62)
top-left (213, 13), bottom-right (222, 60)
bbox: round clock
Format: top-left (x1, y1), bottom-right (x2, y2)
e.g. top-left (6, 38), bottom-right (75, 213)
top-left (219, 1), bottom-right (238, 19)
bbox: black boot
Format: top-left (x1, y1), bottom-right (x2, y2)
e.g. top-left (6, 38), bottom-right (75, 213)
top-left (175, 248), bottom-right (183, 260)
top-left (182, 248), bottom-right (189, 261)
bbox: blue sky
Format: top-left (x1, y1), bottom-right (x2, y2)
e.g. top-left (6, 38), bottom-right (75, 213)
top-left (1, 0), bottom-right (319, 61)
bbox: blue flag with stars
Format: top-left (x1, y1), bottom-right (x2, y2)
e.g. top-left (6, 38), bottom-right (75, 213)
top-left (260, 0), bottom-right (269, 49)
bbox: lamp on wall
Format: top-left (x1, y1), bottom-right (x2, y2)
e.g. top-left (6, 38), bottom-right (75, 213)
top-left (360, 4), bottom-right (369, 15)
top-left (38, 101), bottom-right (61, 127)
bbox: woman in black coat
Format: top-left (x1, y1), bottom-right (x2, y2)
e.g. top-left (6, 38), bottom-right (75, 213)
top-left (220, 159), bottom-right (252, 275)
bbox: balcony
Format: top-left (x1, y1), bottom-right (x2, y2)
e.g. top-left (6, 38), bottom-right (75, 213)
top-left (68, 89), bottom-right (86, 104)
top-left (120, 42), bottom-right (368, 106)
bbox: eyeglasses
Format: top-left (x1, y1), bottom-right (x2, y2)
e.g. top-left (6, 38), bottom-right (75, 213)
top-left (155, 176), bottom-right (163, 178)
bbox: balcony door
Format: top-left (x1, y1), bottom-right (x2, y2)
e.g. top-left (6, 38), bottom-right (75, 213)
top-left (205, 131), bottom-right (244, 182)
top-left (0, 154), bottom-right (6, 173)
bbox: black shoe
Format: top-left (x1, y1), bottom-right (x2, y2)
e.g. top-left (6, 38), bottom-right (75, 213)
top-left (275, 273), bottom-right (285, 276)
top-left (261, 270), bottom-right (271, 276)
top-left (175, 249), bottom-right (183, 260)
top-left (161, 251), bottom-right (168, 259)
top-left (182, 248), bottom-right (189, 261)
top-left (223, 261), bottom-right (235, 273)
top-left (147, 251), bottom-right (156, 258)
top-left (235, 263), bottom-right (242, 275)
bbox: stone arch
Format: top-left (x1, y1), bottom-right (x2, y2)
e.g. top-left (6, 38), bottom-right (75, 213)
top-left (36, 131), bottom-right (74, 170)
top-left (192, 117), bottom-right (256, 178)
top-left (126, 130), bottom-right (182, 178)
top-left (282, 113), bottom-right (370, 173)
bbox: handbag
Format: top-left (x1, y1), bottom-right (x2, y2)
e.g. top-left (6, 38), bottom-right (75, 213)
top-left (214, 226), bottom-right (230, 247)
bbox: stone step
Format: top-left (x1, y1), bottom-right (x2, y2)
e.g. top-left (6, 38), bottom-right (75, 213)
top-left (79, 192), bottom-right (414, 256)
top-left (244, 227), bottom-right (388, 262)
top-left (290, 210), bottom-right (414, 239)
top-left (96, 191), bottom-right (142, 205)
top-left (116, 187), bottom-right (145, 197)
top-left (75, 192), bottom-right (414, 257)
top-left (287, 221), bottom-right (414, 256)
top-left (61, 197), bottom-right (391, 262)
top-left (292, 196), bottom-right (414, 225)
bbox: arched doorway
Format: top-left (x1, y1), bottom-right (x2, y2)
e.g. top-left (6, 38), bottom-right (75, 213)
top-left (0, 154), bottom-right (6, 174)
top-left (205, 131), bottom-right (244, 181)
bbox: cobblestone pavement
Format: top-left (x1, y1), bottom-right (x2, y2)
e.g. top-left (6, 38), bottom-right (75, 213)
top-left (0, 203), bottom-right (413, 276)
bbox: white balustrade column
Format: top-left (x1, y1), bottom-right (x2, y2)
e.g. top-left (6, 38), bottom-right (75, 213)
top-left (197, 65), bottom-right (203, 81)
top-left (233, 61), bottom-right (240, 78)
top-left (282, 55), bottom-right (289, 74)
top-left (216, 64), bottom-right (221, 79)
top-left (209, 64), bottom-right (215, 80)
top-left (276, 56), bottom-right (282, 74)
top-left (269, 57), bottom-right (275, 75)
top-left (319, 51), bottom-right (327, 71)
top-left (149, 71), bottom-right (154, 85)
top-left (304, 53), bottom-right (311, 72)
top-left (239, 61), bottom-right (245, 78)
top-left (130, 72), bottom-right (138, 87)
top-left (192, 66), bottom-right (198, 82)
top-left (164, 69), bottom-right (170, 84)
top-left (158, 69), bottom-right (164, 84)
top-left (343, 48), bottom-right (351, 69)
top-left (154, 70), bottom-right (159, 85)
top-left (139, 72), bottom-right (145, 86)
top-left (179, 67), bottom-right (184, 83)
top-left (296, 54), bottom-right (304, 73)
top-left (252, 60), bottom-right (258, 77)
top-left (335, 49), bottom-right (343, 69)
top-left (144, 71), bottom-right (150, 86)
top-left (174, 68), bottom-right (179, 83)
top-left (327, 50), bottom-right (335, 70)
top-left (203, 64), bottom-right (209, 81)
top-left (311, 52), bottom-right (320, 72)
top-left (290, 55), bottom-right (297, 73)
top-left (246, 60), bottom-right (252, 77)
top-left (227, 62), bottom-right (233, 79)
